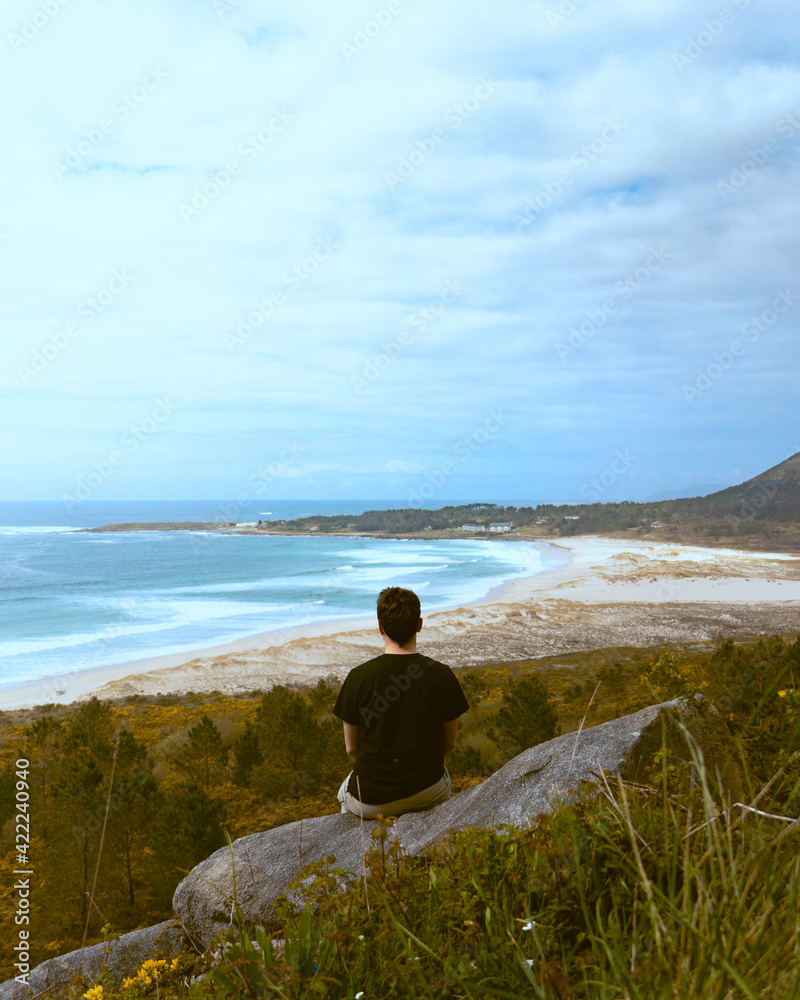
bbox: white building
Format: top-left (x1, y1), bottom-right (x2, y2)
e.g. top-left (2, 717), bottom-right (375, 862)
top-left (489, 522), bottom-right (512, 532)
top-left (460, 524), bottom-right (486, 532)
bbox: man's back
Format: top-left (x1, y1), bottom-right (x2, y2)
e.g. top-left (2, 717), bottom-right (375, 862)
top-left (333, 651), bottom-right (468, 805)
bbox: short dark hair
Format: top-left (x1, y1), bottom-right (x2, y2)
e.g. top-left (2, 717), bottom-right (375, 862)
top-left (377, 587), bottom-right (420, 646)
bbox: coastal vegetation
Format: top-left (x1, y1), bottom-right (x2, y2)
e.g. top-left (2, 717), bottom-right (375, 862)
top-left (1, 632), bottom-right (798, 995)
top-left (272, 451), bottom-right (800, 550)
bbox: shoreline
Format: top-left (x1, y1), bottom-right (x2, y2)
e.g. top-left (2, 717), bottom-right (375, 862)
top-left (4, 534), bottom-right (800, 710)
top-left (0, 537), bottom-right (566, 709)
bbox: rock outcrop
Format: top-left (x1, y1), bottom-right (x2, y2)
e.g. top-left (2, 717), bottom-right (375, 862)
top-left (0, 922), bottom-right (187, 1000)
top-left (174, 694), bottom-right (740, 948)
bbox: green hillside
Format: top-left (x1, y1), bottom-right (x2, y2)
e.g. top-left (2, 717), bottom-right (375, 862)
top-left (272, 452), bottom-right (800, 550)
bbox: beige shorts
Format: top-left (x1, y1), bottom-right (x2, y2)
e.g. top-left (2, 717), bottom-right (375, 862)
top-left (337, 768), bottom-right (452, 818)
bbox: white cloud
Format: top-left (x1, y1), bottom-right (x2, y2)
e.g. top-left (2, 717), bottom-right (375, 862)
top-left (1, 0), bottom-right (798, 499)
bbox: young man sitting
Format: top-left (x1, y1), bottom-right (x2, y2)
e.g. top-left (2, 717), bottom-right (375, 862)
top-left (333, 586), bottom-right (469, 818)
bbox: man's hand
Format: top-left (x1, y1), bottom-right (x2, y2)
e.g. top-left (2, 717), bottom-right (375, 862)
top-left (343, 721), bottom-right (359, 762)
top-left (442, 719), bottom-right (458, 756)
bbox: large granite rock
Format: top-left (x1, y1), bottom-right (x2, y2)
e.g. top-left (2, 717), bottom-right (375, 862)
top-left (174, 694), bottom-right (740, 947)
top-left (0, 922), bottom-right (187, 1000)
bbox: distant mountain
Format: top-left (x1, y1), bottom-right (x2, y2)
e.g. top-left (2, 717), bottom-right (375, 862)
top-left (698, 452), bottom-right (800, 509)
top-left (644, 485), bottom-right (728, 502)
top-left (709, 452), bottom-right (800, 494)
top-left (644, 455), bottom-right (800, 505)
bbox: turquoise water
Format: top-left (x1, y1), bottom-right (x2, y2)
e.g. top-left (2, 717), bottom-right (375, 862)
top-left (0, 501), bottom-right (568, 689)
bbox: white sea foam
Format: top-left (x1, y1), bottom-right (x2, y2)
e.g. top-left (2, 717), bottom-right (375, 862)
top-left (0, 525), bottom-right (77, 535)
top-left (0, 598), bottom-right (307, 658)
top-left (0, 530), bottom-right (563, 682)
top-left (147, 579), bottom-right (293, 595)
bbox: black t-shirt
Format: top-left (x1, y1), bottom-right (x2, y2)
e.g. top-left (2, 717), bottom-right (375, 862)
top-left (333, 652), bottom-right (469, 805)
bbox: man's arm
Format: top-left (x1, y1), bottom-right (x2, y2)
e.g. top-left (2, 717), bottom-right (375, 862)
top-left (343, 721), bottom-right (359, 762)
top-left (442, 719), bottom-right (458, 756)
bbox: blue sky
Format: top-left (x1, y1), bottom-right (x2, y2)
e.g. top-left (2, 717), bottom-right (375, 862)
top-left (2, 0), bottom-right (798, 504)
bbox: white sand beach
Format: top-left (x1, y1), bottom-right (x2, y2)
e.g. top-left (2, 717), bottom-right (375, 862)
top-left (5, 535), bottom-right (799, 710)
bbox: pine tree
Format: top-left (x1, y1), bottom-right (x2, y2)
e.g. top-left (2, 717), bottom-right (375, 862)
top-left (177, 715), bottom-right (228, 788)
top-left (488, 675), bottom-right (560, 756)
top-left (27, 716), bottom-right (62, 839)
top-left (148, 783), bottom-right (228, 902)
top-left (106, 730), bottom-right (158, 913)
top-left (50, 753), bottom-right (108, 932)
top-left (67, 696), bottom-right (115, 752)
top-left (254, 686), bottom-right (318, 777)
top-left (232, 721), bottom-right (263, 786)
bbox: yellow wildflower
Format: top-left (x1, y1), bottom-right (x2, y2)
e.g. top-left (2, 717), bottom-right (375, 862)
top-left (84, 987), bottom-right (103, 1000)
top-left (778, 690), bottom-right (787, 697)
top-left (140, 960), bottom-right (166, 973)
top-left (122, 978), bottom-right (136, 989)
top-left (170, 958), bottom-right (180, 970)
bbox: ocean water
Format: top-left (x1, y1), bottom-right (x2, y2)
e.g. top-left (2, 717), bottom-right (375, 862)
top-left (0, 501), bottom-right (569, 691)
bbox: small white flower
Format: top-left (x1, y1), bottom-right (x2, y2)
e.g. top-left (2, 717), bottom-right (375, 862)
top-left (355, 993), bottom-right (365, 999)
top-left (524, 958), bottom-right (535, 967)
top-left (358, 935), bottom-right (365, 941)
top-left (521, 920), bottom-right (536, 931)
